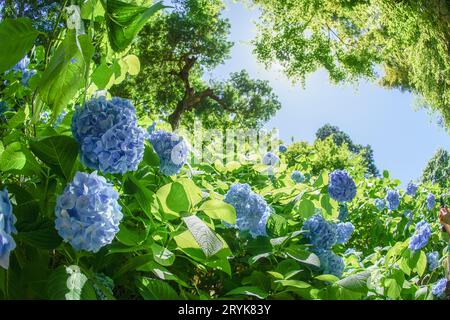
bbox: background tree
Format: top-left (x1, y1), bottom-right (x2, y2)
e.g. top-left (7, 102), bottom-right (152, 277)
top-left (112, 0), bottom-right (281, 130)
top-left (315, 124), bottom-right (379, 177)
top-left (421, 148), bottom-right (449, 188)
top-left (252, 0), bottom-right (450, 129)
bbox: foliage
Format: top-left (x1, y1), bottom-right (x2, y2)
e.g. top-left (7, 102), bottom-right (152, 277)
top-left (421, 148), bottom-right (449, 188)
top-left (112, 0), bottom-right (281, 130)
top-left (0, 0), bottom-right (448, 301)
top-left (316, 124), bottom-right (379, 176)
top-left (252, 0), bottom-right (450, 129)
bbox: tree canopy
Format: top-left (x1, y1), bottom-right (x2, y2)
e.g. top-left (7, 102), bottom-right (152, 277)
top-left (252, 0), bottom-right (450, 129)
top-left (113, 0), bottom-right (281, 130)
top-left (421, 148), bottom-right (449, 188)
top-left (315, 124), bottom-right (379, 177)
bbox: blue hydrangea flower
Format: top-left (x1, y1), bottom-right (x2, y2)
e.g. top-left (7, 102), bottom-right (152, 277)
top-left (278, 144), bottom-right (287, 153)
top-left (374, 198), bottom-right (385, 211)
top-left (11, 56), bottom-right (30, 72)
top-left (408, 220), bottom-right (432, 251)
top-left (404, 210), bottom-right (413, 221)
top-left (41, 111), bottom-right (50, 123)
top-left (302, 213), bottom-right (337, 249)
top-left (432, 278), bottom-right (447, 298)
top-left (0, 188), bottom-right (17, 269)
top-left (405, 182), bottom-right (418, 196)
top-left (314, 249), bottom-right (345, 277)
top-left (71, 97), bottom-right (146, 174)
top-left (148, 130), bottom-right (189, 176)
top-left (53, 111), bottom-right (67, 129)
top-left (21, 69), bottom-right (36, 86)
top-left (328, 170), bottom-right (357, 202)
top-left (262, 152), bottom-right (279, 166)
top-left (385, 189), bottom-right (400, 211)
top-left (55, 171), bottom-right (123, 253)
top-left (338, 203), bottom-right (348, 221)
top-left (291, 170), bottom-right (305, 184)
top-left (335, 222), bottom-right (354, 244)
top-left (427, 251), bottom-right (439, 272)
top-left (224, 183), bottom-right (272, 237)
top-left (426, 193), bottom-right (435, 210)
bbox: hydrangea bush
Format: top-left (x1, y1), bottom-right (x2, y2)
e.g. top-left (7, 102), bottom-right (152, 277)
top-left (0, 2), bottom-right (448, 301)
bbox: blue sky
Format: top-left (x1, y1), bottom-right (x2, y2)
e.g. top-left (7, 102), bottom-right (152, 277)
top-left (205, 0), bottom-right (449, 185)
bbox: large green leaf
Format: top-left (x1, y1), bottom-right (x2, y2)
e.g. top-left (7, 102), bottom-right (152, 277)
top-left (16, 219), bottom-right (62, 250)
top-left (199, 199), bottom-right (236, 224)
top-left (0, 142), bottom-right (26, 172)
top-left (36, 32), bottom-right (94, 117)
top-left (182, 215), bottom-right (223, 257)
top-left (29, 135), bottom-right (79, 180)
top-left (103, 0), bottom-right (167, 52)
top-left (47, 265), bottom-right (96, 300)
top-left (137, 277), bottom-right (179, 300)
top-left (0, 18), bottom-right (40, 73)
top-left (336, 271), bottom-right (370, 294)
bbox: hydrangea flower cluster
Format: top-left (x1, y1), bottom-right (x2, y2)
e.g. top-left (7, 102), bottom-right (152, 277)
top-left (71, 97), bottom-right (146, 174)
top-left (374, 198), bottom-right (385, 211)
top-left (338, 204), bottom-right (348, 221)
top-left (328, 170), bottom-right (357, 202)
top-left (408, 220), bottom-right (432, 251)
top-left (385, 189), bottom-right (400, 211)
top-left (335, 222), bottom-right (355, 244)
top-left (427, 251), bottom-right (439, 272)
top-left (426, 193), bottom-right (435, 210)
top-left (432, 278), bottom-right (447, 298)
top-left (291, 170), bottom-right (305, 184)
top-left (314, 249), bottom-right (345, 277)
top-left (148, 130), bottom-right (189, 176)
top-left (262, 152), bottom-right (280, 166)
top-left (302, 213), bottom-right (337, 249)
top-left (405, 182), bottom-right (418, 196)
top-left (55, 171), bottom-right (123, 253)
top-left (278, 144), bottom-right (287, 153)
top-left (0, 188), bottom-right (17, 269)
top-left (224, 183), bottom-right (272, 237)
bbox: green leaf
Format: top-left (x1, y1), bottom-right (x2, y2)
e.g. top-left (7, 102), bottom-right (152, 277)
top-left (383, 170), bottom-right (389, 179)
top-left (156, 181), bottom-right (190, 216)
top-left (275, 279), bottom-right (311, 289)
top-left (0, 142), bottom-right (26, 172)
top-left (0, 18), bottom-right (40, 73)
top-left (285, 246), bottom-right (320, 269)
top-left (143, 143), bottom-right (160, 167)
top-left (29, 135), bottom-right (79, 180)
top-left (16, 219), bottom-right (62, 250)
top-left (200, 199), bottom-right (236, 225)
top-left (150, 243), bottom-right (175, 266)
top-left (103, 0), bottom-right (167, 52)
top-left (266, 213), bottom-right (288, 237)
top-left (137, 277), bottom-right (179, 300)
top-left (116, 224), bottom-right (147, 246)
top-left (182, 215), bottom-right (223, 257)
top-left (336, 271), bottom-right (370, 294)
top-left (225, 286), bottom-right (268, 299)
top-left (315, 274), bottom-right (340, 283)
top-left (123, 54), bottom-right (140, 75)
top-left (47, 265), bottom-right (96, 300)
top-left (36, 32), bottom-right (94, 117)
top-left (177, 178), bottom-right (202, 207)
top-left (298, 198), bottom-right (315, 219)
